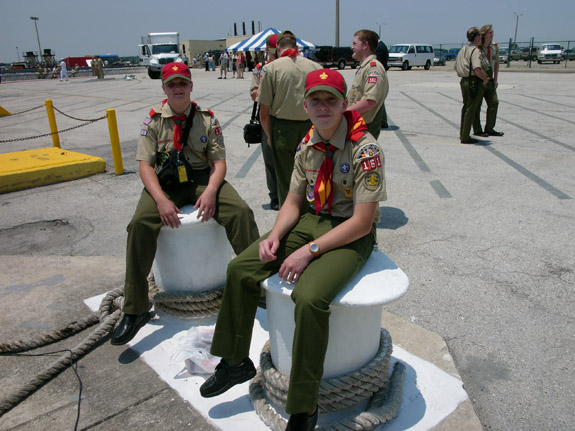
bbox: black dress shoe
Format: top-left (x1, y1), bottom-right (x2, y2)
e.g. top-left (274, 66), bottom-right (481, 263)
top-left (270, 202), bottom-right (279, 211)
top-left (286, 407), bottom-right (318, 431)
top-left (110, 312), bottom-right (151, 345)
top-left (200, 357), bottom-right (256, 398)
top-left (474, 131), bottom-right (489, 137)
top-left (487, 130), bottom-right (504, 136)
top-left (460, 138), bottom-right (478, 144)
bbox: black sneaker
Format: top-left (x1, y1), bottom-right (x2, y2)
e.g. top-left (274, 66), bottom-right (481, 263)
top-left (286, 407), bottom-right (318, 431)
top-left (199, 357), bottom-right (256, 398)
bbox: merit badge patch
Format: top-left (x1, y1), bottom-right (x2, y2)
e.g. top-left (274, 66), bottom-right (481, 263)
top-left (201, 136), bottom-right (208, 143)
top-left (364, 172), bottom-right (381, 189)
top-left (143, 117), bottom-right (152, 126)
top-left (361, 155), bottom-right (382, 172)
top-left (340, 162), bottom-right (350, 174)
top-left (306, 184), bottom-right (315, 202)
top-left (357, 144), bottom-right (381, 160)
top-left (140, 129), bottom-right (147, 136)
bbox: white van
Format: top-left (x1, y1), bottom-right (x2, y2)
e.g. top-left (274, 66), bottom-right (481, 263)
top-left (388, 44), bottom-right (435, 70)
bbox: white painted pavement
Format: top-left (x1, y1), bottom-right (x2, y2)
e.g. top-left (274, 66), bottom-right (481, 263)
top-left (86, 294), bottom-right (469, 430)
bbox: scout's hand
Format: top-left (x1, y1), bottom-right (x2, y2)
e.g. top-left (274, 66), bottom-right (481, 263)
top-left (278, 246), bottom-right (314, 284)
top-left (194, 186), bottom-right (217, 222)
top-left (259, 237), bottom-right (279, 263)
top-left (157, 198), bottom-right (182, 229)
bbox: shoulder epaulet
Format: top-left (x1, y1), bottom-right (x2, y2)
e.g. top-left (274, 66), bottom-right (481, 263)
top-left (148, 99), bottom-right (168, 117)
top-left (370, 61), bottom-right (377, 67)
top-left (206, 109), bottom-right (214, 117)
top-left (303, 126), bottom-right (315, 144)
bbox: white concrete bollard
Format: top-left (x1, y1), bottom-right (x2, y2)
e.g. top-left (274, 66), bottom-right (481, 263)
top-left (262, 250), bottom-right (409, 379)
top-left (152, 204), bottom-right (233, 292)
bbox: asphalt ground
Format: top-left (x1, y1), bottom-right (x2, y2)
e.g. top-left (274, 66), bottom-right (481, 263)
top-left (0, 65), bottom-right (574, 430)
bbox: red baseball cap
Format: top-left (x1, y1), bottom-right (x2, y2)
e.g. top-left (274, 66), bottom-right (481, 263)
top-left (305, 69), bottom-right (347, 99)
top-left (266, 34), bottom-right (278, 54)
top-left (162, 62), bottom-right (191, 84)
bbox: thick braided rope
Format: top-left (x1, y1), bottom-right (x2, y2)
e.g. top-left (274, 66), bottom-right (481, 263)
top-left (259, 328), bottom-right (393, 413)
top-left (250, 344), bottom-right (405, 430)
top-left (0, 289), bottom-right (124, 418)
top-left (147, 273), bottom-right (223, 318)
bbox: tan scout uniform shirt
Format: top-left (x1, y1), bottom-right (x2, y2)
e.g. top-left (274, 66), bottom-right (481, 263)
top-left (290, 116), bottom-right (387, 221)
top-left (136, 101), bottom-right (225, 170)
top-left (347, 55), bottom-right (389, 124)
top-left (455, 44), bottom-right (483, 78)
top-left (258, 55), bottom-right (321, 121)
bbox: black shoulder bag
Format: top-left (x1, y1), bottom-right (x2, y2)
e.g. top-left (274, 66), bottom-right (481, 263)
top-left (156, 103), bottom-right (197, 189)
top-left (243, 101), bottom-right (262, 146)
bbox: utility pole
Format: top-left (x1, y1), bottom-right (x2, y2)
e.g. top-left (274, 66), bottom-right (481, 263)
top-left (30, 16), bottom-right (42, 63)
top-left (513, 12), bottom-right (523, 48)
top-left (335, 0), bottom-right (340, 47)
top-left (16, 47), bottom-right (20, 62)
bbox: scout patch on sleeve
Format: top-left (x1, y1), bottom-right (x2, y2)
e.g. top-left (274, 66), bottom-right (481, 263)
top-left (140, 129), bottom-right (147, 136)
top-left (214, 126), bottom-right (222, 136)
top-left (361, 155), bottom-right (382, 172)
top-left (143, 117), bottom-right (152, 125)
top-left (364, 172), bottom-right (381, 189)
top-left (306, 184), bottom-right (315, 202)
top-left (357, 143), bottom-right (381, 160)
top-left (367, 70), bottom-right (381, 84)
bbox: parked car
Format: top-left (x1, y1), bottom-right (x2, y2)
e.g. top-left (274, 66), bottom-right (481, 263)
top-left (311, 46), bottom-right (358, 69)
top-left (565, 48), bottom-right (575, 61)
top-left (519, 47), bottom-right (538, 61)
top-left (444, 48), bottom-right (460, 61)
top-left (388, 44), bottom-right (435, 70)
top-left (499, 48), bottom-right (509, 64)
top-left (509, 49), bottom-right (522, 61)
top-left (537, 44), bottom-right (565, 64)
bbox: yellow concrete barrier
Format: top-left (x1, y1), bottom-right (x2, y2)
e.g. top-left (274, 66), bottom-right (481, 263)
top-left (0, 106), bottom-right (11, 116)
top-left (0, 148), bottom-right (106, 194)
top-left (107, 109), bottom-right (124, 174)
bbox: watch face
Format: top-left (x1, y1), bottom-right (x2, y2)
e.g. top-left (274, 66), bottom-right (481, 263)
top-left (310, 243), bottom-right (319, 253)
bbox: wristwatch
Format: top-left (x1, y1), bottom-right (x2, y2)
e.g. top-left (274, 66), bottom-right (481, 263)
top-left (308, 241), bottom-right (321, 258)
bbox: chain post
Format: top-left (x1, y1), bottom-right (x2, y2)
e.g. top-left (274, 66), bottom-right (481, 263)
top-left (106, 109), bottom-right (124, 175)
top-left (45, 99), bottom-right (60, 148)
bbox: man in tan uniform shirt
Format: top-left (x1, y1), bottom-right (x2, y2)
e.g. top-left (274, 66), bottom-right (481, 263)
top-left (347, 29), bottom-right (389, 139)
top-left (258, 30), bottom-right (321, 206)
top-left (455, 27), bottom-right (489, 144)
top-left (110, 63), bottom-right (259, 346)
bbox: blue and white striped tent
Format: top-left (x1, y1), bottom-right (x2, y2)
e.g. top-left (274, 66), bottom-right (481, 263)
top-left (226, 27), bottom-right (315, 52)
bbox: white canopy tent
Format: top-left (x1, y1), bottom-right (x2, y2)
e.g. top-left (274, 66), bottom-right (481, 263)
top-left (226, 27), bottom-right (315, 52)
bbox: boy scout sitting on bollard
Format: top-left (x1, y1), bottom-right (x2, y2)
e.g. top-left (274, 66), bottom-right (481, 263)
top-left (200, 69), bottom-right (387, 431)
top-left (110, 62), bottom-right (260, 346)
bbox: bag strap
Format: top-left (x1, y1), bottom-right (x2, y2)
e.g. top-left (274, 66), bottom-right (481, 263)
top-left (180, 102), bottom-right (197, 150)
top-left (250, 101), bottom-right (260, 122)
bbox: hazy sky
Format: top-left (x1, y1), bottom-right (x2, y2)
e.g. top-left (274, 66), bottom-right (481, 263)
top-left (2, 0), bottom-right (574, 62)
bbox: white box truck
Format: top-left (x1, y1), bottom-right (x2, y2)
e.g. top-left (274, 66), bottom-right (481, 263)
top-left (139, 32), bottom-right (183, 79)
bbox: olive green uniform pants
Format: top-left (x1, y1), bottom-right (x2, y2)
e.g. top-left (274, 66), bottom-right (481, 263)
top-left (473, 78), bottom-right (499, 134)
top-left (367, 103), bottom-right (386, 140)
top-left (123, 170), bottom-right (260, 314)
top-left (460, 77), bottom-right (485, 141)
top-left (210, 212), bottom-right (375, 414)
top-left (269, 117), bottom-right (313, 206)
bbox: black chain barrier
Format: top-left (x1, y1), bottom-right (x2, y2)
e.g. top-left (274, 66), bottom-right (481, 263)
top-left (0, 104), bottom-right (108, 144)
top-left (0, 104), bottom-right (44, 118)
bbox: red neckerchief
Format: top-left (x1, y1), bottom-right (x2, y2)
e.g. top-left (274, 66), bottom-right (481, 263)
top-left (305, 110), bottom-right (368, 214)
top-left (149, 100), bottom-right (197, 152)
top-left (281, 49), bottom-right (299, 58)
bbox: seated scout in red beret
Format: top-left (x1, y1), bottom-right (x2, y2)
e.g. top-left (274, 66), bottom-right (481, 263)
top-left (201, 69), bottom-right (387, 431)
top-left (110, 62), bottom-right (259, 346)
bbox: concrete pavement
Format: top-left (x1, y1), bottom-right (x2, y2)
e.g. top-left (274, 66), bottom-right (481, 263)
top-left (0, 65), bottom-right (573, 430)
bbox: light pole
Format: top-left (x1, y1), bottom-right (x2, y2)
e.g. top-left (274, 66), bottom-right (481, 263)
top-left (30, 16), bottom-right (42, 63)
top-left (376, 22), bottom-right (385, 39)
top-left (16, 47), bottom-right (20, 62)
top-left (335, 0), bottom-right (340, 47)
top-left (513, 12), bottom-right (522, 48)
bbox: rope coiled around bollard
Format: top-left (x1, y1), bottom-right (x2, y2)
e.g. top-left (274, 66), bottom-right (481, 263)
top-left (249, 329), bottom-right (405, 431)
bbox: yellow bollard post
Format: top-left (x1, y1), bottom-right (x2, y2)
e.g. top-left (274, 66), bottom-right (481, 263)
top-left (106, 109), bottom-right (124, 175)
top-left (45, 99), bottom-right (60, 148)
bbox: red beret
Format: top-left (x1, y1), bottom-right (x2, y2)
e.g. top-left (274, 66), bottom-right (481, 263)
top-left (162, 62), bottom-right (191, 84)
top-left (305, 69), bottom-right (347, 99)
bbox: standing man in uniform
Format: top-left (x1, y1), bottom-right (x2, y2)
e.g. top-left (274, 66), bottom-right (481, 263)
top-left (110, 63), bottom-right (260, 346)
top-left (95, 56), bottom-right (105, 79)
top-left (258, 30), bottom-right (321, 206)
top-left (59, 58), bottom-right (68, 82)
top-left (200, 69), bottom-right (387, 431)
top-left (218, 51), bottom-right (229, 79)
top-left (250, 34), bottom-right (279, 210)
top-left (376, 37), bottom-right (390, 129)
top-left (455, 27), bottom-right (489, 144)
top-left (473, 24), bottom-right (504, 137)
top-left (347, 29), bottom-right (389, 139)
